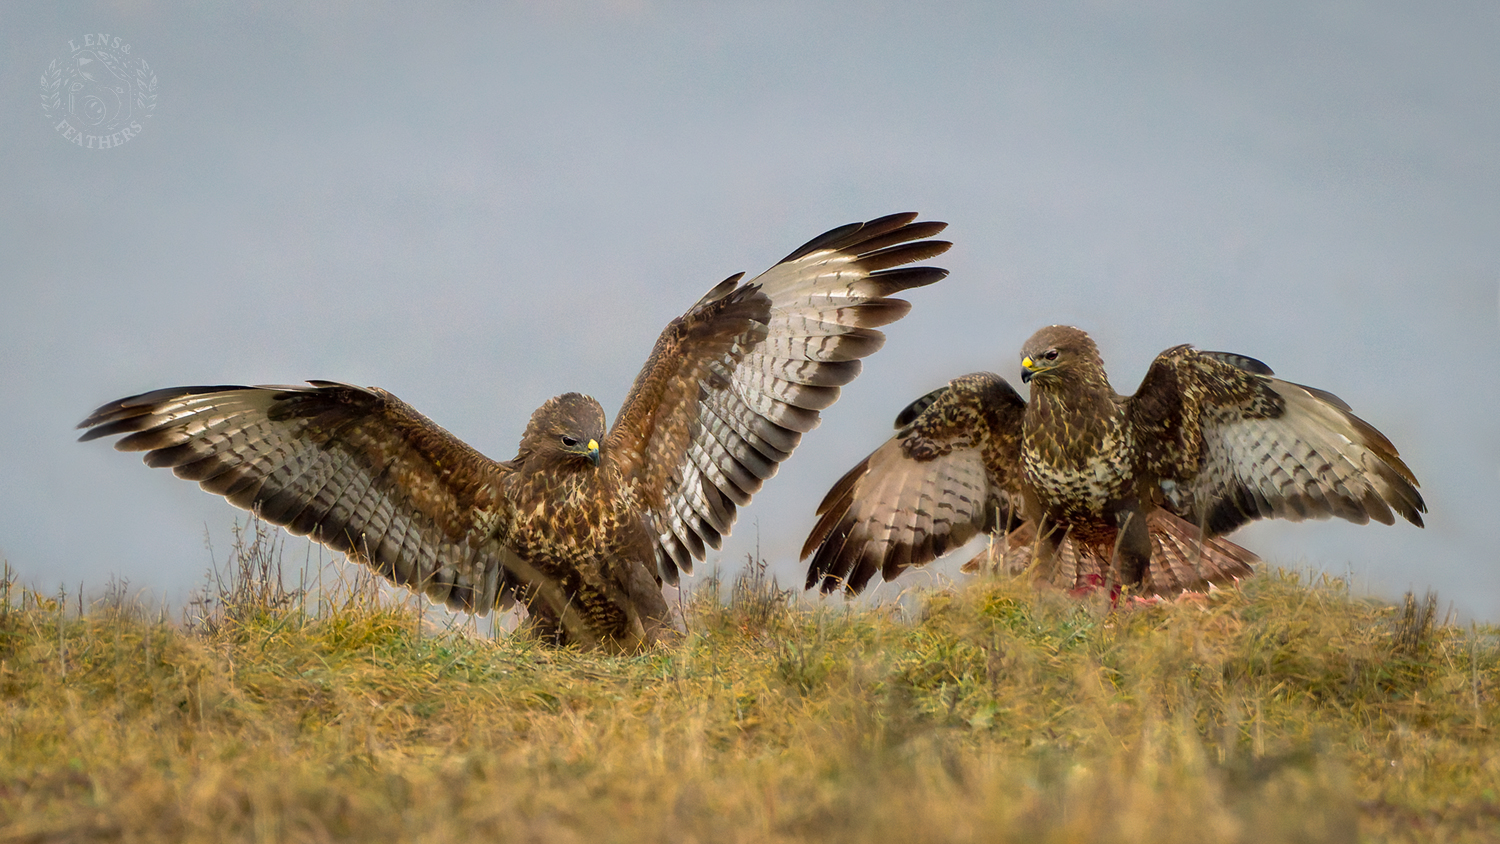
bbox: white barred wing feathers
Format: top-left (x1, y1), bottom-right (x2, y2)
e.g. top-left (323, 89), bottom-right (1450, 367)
top-left (803, 373), bottom-right (1027, 594)
top-left (78, 382), bottom-right (518, 613)
top-left (1131, 347), bottom-right (1425, 535)
top-left (605, 213), bottom-right (952, 583)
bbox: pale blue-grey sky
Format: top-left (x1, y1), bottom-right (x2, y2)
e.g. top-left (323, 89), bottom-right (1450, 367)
top-left (2, 2), bottom-right (1496, 618)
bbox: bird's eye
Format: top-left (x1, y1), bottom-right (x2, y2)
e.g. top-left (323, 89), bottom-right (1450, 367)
top-left (1044, 349), bottom-right (1060, 361)
top-left (561, 436), bottom-right (580, 448)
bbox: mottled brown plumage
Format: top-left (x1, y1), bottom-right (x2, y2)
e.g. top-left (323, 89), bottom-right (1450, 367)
top-left (804, 325), bottom-right (1425, 597)
top-left (79, 213), bottom-right (951, 651)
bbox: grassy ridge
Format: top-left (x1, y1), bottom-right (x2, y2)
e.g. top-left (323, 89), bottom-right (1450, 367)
top-left (1, 525), bottom-right (1497, 842)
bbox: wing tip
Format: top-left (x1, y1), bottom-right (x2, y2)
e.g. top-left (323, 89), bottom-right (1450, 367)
top-left (777, 212), bottom-right (948, 265)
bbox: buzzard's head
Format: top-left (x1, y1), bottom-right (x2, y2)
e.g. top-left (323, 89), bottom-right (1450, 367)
top-left (519, 392), bottom-right (605, 470)
top-left (1019, 325), bottom-right (1103, 385)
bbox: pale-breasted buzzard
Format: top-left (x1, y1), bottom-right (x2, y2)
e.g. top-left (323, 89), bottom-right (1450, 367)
top-left (803, 325), bottom-right (1425, 596)
top-left (81, 213), bottom-right (951, 650)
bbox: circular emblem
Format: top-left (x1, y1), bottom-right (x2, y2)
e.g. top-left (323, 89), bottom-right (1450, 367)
top-left (40, 34), bottom-right (158, 149)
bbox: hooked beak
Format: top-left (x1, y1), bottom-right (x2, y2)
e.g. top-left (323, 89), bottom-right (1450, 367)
top-left (586, 438), bottom-right (600, 467)
top-left (1020, 356), bottom-right (1035, 384)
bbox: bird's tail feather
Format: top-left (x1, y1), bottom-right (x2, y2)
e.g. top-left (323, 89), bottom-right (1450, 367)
top-left (963, 510), bottom-right (1258, 596)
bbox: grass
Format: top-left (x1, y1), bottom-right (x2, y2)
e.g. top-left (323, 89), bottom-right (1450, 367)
top-left (0, 520), bottom-right (1497, 843)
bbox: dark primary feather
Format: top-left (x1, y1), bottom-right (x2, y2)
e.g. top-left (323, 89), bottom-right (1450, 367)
top-left (893, 386), bottom-right (950, 429)
top-left (1197, 351), bottom-right (1274, 376)
top-left (81, 213), bottom-right (951, 651)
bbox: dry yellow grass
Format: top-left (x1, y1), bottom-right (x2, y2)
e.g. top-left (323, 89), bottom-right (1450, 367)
top-left (1, 521), bottom-right (1497, 843)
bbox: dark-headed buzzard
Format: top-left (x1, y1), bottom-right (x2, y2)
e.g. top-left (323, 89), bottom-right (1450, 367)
top-left (803, 325), bottom-right (1425, 596)
top-left (80, 213), bottom-right (951, 651)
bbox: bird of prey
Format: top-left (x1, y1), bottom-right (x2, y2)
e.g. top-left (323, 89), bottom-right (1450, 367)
top-left (80, 213), bottom-right (951, 651)
top-left (803, 325), bottom-right (1425, 597)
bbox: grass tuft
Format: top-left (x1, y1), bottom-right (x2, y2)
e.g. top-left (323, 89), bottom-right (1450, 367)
top-left (0, 528), bottom-right (1496, 842)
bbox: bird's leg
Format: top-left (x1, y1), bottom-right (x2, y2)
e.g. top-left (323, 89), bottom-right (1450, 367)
top-left (1110, 503), bottom-right (1151, 591)
top-left (616, 559), bottom-right (679, 648)
top-left (518, 599), bottom-right (568, 646)
top-left (1192, 503), bottom-right (1210, 578)
top-left (976, 501), bottom-right (1004, 573)
top-left (1026, 515), bottom-right (1066, 583)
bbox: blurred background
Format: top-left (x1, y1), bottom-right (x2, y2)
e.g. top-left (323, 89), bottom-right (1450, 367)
top-left (2, 2), bottom-right (1495, 619)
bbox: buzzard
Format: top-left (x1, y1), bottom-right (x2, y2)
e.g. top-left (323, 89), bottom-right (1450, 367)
top-left (80, 213), bottom-right (951, 651)
top-left (803, 325), bottom-right (1425, 597)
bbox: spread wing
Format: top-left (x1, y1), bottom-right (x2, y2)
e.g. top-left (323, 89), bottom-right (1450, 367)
top-left (78, 382), bottom-right (522, 613)
top-left (801, 372), bottom-right (1028, 594)
top-left (604, 212), bottom-right (951, 583)
top-left (1128, 346), bottom-right (1426, 535)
